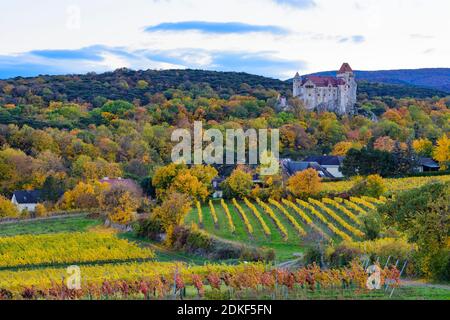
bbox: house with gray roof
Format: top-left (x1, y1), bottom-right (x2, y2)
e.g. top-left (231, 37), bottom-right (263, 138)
top-left (11, 190), bottom-right (42, 212)
top-left (303, 155), bottom-right (345, 178)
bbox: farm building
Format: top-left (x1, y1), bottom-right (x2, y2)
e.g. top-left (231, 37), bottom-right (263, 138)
top-left (303, 156), bottom-right (345, 178)
top-left (11, 190), bottom-right (42, 212)
top-left (281, 159), bottom-right (334, 178)
top-left (416, 157), bottom-right (440, 172)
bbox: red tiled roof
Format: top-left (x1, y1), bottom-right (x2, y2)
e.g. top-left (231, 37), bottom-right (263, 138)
top-left (338, 63), bottom-right (353, 74)
top-left (302, 76), bottom-right (345, 87)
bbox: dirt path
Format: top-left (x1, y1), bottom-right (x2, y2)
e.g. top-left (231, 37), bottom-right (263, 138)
top-left (401, 279), bottom-right (450, 290)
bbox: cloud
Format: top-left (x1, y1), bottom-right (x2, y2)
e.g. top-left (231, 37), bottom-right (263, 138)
top-left (144, 49), bottom-right (306, 78)
top-left (410, 34), bottom-right (434, 40)
top-left (338, 35), bottom-right (365, 44)
top-left (0, 46), bottom-right (305, 79)
top-left (272, 0), bottom-right (316, 9)
top-left (0, 46), bottom-right (181, 79)
top-left (145, 21), bottom-right (289, 35)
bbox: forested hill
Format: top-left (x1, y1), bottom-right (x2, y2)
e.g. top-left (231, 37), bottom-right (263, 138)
top-left (0, 69), bottom-right (290, 106)
top-left (1, 68), bottom-right (447, 108)
top-left (312, 68), bottom-right (450, 93)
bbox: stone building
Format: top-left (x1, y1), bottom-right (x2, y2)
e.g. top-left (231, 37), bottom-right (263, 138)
top-left (293, 63), bottom-right (357, 114)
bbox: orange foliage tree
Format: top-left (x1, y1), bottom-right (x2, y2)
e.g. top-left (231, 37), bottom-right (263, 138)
top-left (287, 168), bottom-right (322, 199)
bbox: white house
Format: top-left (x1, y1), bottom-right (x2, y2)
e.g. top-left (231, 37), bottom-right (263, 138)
top-left (11, 190), bottom-right (42, 212)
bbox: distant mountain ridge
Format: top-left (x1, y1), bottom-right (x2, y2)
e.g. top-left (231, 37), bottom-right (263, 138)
top-left (310, 68), bottom-right (450, 93)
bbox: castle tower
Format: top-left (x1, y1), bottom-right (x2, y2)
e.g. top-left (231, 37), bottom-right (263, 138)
top-left (336, 63), bottom-right (357, 114)
top-left (293, 72), bottom-right (302, 97)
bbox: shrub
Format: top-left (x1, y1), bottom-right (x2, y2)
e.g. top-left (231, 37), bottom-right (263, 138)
top-left (360, 211), bottom-right (383, 240)
top-left (350, 174), bottom-right (387, 198)
top-left (326, 238), bottom-right (416, 267)
top-left (167, 225), bottom-right (273, 262)
top-left (136, 218), bottom-right (164, 241)
top-left (304, 246), bottom-right (324, 266)
top-left (429, 248), bottom-right (450, 281)
top-left (34, 204), bottom-right (47, 218)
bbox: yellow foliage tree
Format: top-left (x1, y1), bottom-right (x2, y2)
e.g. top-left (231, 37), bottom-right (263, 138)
top-left (0, 195), bottom-right (19, 218)
top-left (413, 138), bottom-right (433, 157)
top-left (223, 167), bottom-right (253, 199)
top-left (152, 192), bottom-right (192, 240)
top-left (332, 141), bottom-right (362, 156)
top-left (59, 181), bottom-right (109, 210)
top-left (101, 186), bottom-right (139, 225)
top-left (287, 168), bottom-right (322, 198)
top-left (34, 204), bottom-right (47, 218)
top-left (170, 170), bottom-right (209, 202)
top-left (433, 135), bottom-right (450, 170)
top-left (152, 164), bottom-right (217, 201)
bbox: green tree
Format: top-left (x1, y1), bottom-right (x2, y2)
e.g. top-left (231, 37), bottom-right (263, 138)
top-left (379, 182), bottom-right (450, 280)
top-left (341, 147), bottom-right (396, 177)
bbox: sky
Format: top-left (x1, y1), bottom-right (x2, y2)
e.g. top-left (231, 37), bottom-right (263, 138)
top-left (0, 0), bottom-right (449, 80)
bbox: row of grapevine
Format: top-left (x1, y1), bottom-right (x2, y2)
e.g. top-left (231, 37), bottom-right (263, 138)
top-left (196, 201), bottom-right (203, 225)
top-left (350, 197), bottom-right (377, 210)
top-left (343, 199), bottom-right (367, 215)
top-left (296, 199), bottom-right (352, 241)
top-left (309, 198), bottom-right (364, 238)
top-left (268, 199), bottom-right (306, 237)
top-left (208, 200), bottom-right (219, 225)
top-left (256, 198), bottom-right (289, 239)
top-left (232, 199), bottom-right (253, 234)
top-left (322, 198), bottom-right (361, 226)
top-left (243, 198), bottom-right (271, 236)
top-left (361, 196), bottom-right (385, 205)
top-left (220, 199), bottom-right (236, 233)
top-left (281, 199), bottom-right (329, 240)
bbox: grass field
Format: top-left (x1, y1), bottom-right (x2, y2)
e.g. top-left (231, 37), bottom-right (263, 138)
top-left (0, 215), bottom-right (101, 237)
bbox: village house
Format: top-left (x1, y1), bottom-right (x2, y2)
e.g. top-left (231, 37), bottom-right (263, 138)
top-left (11, 190), bottom-right (42, 212)
top-left (303, 155), bottom-right (345, 178)
top-left (281, 159), bottom-right (335, 179)
top-left (416, 157), bottom-right (440, 172)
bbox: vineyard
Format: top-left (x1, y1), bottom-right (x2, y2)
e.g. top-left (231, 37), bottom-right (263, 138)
top-left (185, 196), bottom-right (385, 259)
top-left (0, 231), bottom-right (155, 269)
top-left (322, 175), bottom-right (450, 194)
top-left (0, 260), bottom-right (402, 300)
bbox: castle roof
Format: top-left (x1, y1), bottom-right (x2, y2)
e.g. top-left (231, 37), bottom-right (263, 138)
top-left (338, 63), bottom-right (353, 74)
top-left (303, 76), bottom-right (345, 87)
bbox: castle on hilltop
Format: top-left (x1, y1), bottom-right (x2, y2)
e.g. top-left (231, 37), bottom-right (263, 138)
top-left (293, 63), bottom-right (357, 114)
